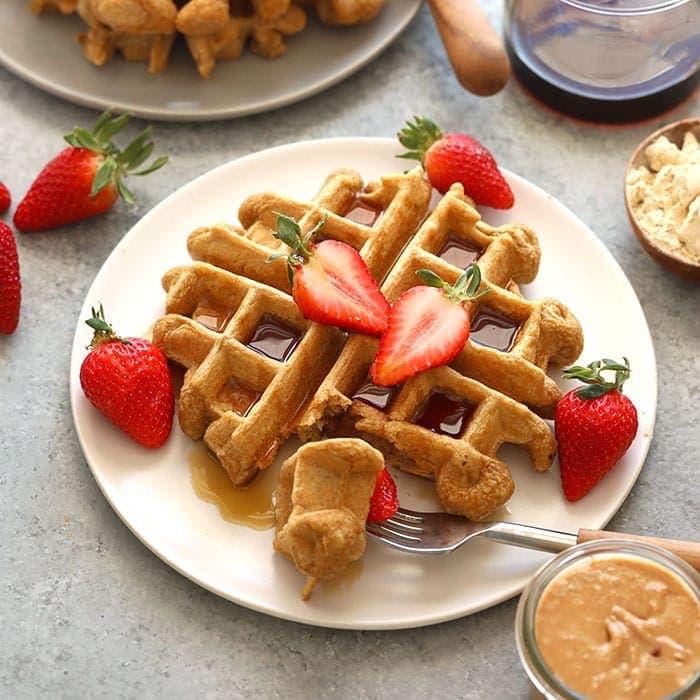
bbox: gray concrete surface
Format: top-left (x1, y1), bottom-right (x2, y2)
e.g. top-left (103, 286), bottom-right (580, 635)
top-left (1, 4), bottom-right (698, 699)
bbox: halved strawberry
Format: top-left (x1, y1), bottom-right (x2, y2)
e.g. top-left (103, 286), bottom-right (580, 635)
top-left (370, 266), bottom-right (488, 386)
top-left (367, 467), bottom-right (398, 523)
top-left (269, 213), bottom-right (389, 335)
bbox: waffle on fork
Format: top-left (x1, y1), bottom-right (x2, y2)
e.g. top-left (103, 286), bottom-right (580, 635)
top-left (153, 168), bottom-right (582, 520)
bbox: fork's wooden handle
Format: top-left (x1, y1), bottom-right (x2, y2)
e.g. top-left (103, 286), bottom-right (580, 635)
top-left (577, 529), bottom-right (700, 572)
top-left (427, 0), bottom-right (511, 96)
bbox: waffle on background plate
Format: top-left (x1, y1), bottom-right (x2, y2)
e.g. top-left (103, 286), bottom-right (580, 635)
top-left (30, 0), bottom-right (385, 76)
top-left (152, 166), bottom-right (584, 521)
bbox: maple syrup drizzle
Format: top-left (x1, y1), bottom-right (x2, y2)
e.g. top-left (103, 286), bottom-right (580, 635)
top-left (438, 236), bottom-right (484, 270)
top-left (344, 197), bottom-right (383, 227)
top-left (246, 313), bottom-right (303, 362)
top-left (470, 306), bottom-right (521, 352)
top-left (216, 378), bottom-right (261, 416)
top-left (351, 376), bottom-right (400, 411)
top-left (188, 442), bottom-right (278, 530)
top-left (413, 390), bottom-right (476, 438)
top-left (192, 298), bottom-right (236, 333)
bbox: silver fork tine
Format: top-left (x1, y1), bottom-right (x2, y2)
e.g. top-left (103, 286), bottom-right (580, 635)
top-left (367, 522), bottom-right (421, 543)
top-left (389, 508), bottom-right (426, 523)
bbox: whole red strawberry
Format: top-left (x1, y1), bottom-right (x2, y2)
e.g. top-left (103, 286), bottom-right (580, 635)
top-left (14, 110), bottom-right (168, 233)
top-left (80, 304), bottom-right (174, 448)
top-left (370, 265), bottom-right (489, 386)
top-left (270, 212), bottom-right (390, 335)
top-left (398, 116), bottom-right (514, 209)
top-left (0, 181), bottom-right (11, 214)
top-left (367, 467), bottom-right (399, 523)
top-left (555, 358), bottom-right (638, 501)
top-left (0, 222), bottom-right (21, 334)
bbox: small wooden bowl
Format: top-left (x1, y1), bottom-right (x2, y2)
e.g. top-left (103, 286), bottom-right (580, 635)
top-left (624, 118), bottom-right (700, 282)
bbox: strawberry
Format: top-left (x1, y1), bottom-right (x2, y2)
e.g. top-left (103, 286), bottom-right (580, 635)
top-left (555, 358), bottom-right (638, 502)
top-left (0, 223), bottom-right (21, 334)
top-left (269, 212), bottom-right (390, 335)
top-left (14, 110), bottom-right (167, 233)
top-left (367, 467), bottom-right (398, 523)
top-left (0, 181), bottom-right (11, 214)
top-left (370, 265), bottom-right (488, 386)
top-left (80, 304), bottom-right (174, 448)
top-left (397, 116), bottom-right (514, 209)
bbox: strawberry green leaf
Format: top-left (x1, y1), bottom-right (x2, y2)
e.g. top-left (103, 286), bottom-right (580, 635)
top-left (94, 113), bottom-right (130, 144)
top-left (91, 157), bottom-right (117, 197)
top-left (416, 269), bottom-right (444, 288)
top-left (133, 155), bottom-right (168, 177)
top-left (116, 178), bottom-right (135, 205)
top-left (397, 116), bottom-right (444, 164)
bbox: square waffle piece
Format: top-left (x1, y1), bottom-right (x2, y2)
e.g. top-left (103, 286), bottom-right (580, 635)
top-left (76, 0), bottom-right (179, 74)
top-left (298, 182), bottom-right (583, 520)
top-left (153, 167), bottom-right (583, 520)
top-left (274, 438), bottom-right (384, 600)
top-left (30, 0), bottom-right (77, 13)
top-left (153, 167), bottom-right (431, 483)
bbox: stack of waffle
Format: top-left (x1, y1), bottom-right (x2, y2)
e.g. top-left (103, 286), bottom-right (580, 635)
top-left (152, 165), bottom-right (583, 521)
top-left (30, 0), bottom-right (385, 76)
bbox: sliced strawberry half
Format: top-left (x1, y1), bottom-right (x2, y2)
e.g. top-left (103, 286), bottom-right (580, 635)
top-left (269, 213), bottom-right (389, 335)
top-left (367, 467), bottom-right (398, 523)
top-left (370, 266), bottom-right (488, 386)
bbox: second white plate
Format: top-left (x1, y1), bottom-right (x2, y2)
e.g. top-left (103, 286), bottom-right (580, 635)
top-left (69, 137), bottom-right (656, 629)
top-left (0, 2), bottom-right (420, 120)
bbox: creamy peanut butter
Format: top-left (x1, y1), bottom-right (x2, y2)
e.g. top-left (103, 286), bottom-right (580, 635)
top-left (534, 554), bottom-right (700, 700)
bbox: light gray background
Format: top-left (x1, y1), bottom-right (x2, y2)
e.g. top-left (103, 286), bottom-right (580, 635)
top-left (0, 4), bottom-right (698, 699)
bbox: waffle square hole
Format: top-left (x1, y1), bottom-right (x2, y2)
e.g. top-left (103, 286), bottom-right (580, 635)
top-left (245, 313), bottom-right (303, 362)
top-left (437, 235), bottom-right (484, 270)
top-left (215, 378), bottom-right (262, 417)
top-left (192, 298), bottom-right (236, 333)
top-left (413, 389), bottom-right (477, 438)
top-left (344, 196), bottom-right (383, 227)
top-left (351, 375), bottom-right (401, 411)
top-left (470, 306), bottom-right (521, 352)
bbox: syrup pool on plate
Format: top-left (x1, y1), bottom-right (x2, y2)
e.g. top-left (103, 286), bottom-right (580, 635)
top-left (188, 442), bottom-right (279, 530)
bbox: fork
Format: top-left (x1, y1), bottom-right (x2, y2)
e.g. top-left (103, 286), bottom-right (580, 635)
top-left (366, 508), bottom-right (700, 571)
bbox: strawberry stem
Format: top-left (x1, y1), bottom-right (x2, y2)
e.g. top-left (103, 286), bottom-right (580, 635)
top-left (64, 110), bottom-right (168, 204)
top-left (267, 212), bottom-right (327, 287)
top-left (85, 303), bottom-right (130, 349)
top-left (564, 357), bottom-right (631, 399)
top-left (415, 264), bottom-right (490, 304)
top-left (397, 116), bottom-right (444, 165)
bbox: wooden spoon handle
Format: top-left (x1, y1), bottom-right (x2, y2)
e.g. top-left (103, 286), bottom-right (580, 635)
top-left (578, 529), bottom-right (700, 572)
top-left (427, 0), bottom-right (511, 96)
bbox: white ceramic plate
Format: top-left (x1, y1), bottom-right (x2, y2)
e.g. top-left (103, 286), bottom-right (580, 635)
top-left (0, 2), bottom-right (420, 121)
top-left (69, 138), bottom-right (657, 630)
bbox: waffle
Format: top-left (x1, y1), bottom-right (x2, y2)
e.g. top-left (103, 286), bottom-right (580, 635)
top-left (298, 182), bottom-right (583, 520)
top-left (153, 167), bottom-right (582, 521)
top-left (30, 0), bottom-right (77, 13)
top-left (177, 0), bottom-right (306, 78)
top-left (34, 0), bottom-right (385, 75)
top-left (188, 166), bottom-right (432, 291)
top-left (274, 438), bottom-right (384, 599)
top-left (76, 0), bottom-right (178, 73)
top-left (152, 261), bottom-right (345, 486)
top-left (153, 167), bottom-right (430, 483)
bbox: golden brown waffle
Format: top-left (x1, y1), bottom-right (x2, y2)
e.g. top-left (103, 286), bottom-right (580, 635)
top-left (77, 0), bottom-right (178, 73)
top-left (152, 261), bottom-right (345, 486)
top-left (274, 438), bottom-right (384, 599)
top-left (35, 0), bottom-right (385, 76)
top-left (154, 168), bottom-right (582, 521)
top-left (299, 0), bottom-right (384, 25)
top-left (153, 167), bottom-right (430, 484)
top-left (187, 166), bottom-right (432, 291)
top-left (177, 0), bottom-right (306, 78)
top-left (30, 0), bottom-right (77, 13)
top-left (297, 183), bottom-right (583, 520)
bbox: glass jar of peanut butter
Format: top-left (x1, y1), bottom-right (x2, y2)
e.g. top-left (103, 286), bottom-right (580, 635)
top-left (515, 540), bottom-right (700, 700)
